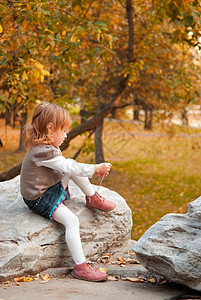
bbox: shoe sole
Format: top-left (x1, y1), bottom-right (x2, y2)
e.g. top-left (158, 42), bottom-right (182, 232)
top-left (86, 204), bottom-right (116, 212)
top-left (72, 272), bottom-right (108, 282)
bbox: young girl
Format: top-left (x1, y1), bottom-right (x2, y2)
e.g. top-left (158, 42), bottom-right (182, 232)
top-left (20, 102), bottom-right (115, 282)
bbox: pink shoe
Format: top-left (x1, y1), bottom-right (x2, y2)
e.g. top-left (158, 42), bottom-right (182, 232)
top-left (73, 261), bottom-right (108, 282)
top-left (86, 192), bottom-right (116, 212)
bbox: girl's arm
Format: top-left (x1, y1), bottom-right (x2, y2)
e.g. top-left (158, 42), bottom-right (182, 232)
top-left (36, 156), bottom-right (95, 178)
top-left (36, 156), bottom-right (112, 177)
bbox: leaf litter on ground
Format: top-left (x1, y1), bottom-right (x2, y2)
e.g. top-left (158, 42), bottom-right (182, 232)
top-left (97, 253), bottom-right (139, 267)
top-left (2, 273), bottom-right (51, 287)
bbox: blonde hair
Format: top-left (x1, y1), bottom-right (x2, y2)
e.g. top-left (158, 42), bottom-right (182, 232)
top-left (24, 102), bottom-right (72, 147)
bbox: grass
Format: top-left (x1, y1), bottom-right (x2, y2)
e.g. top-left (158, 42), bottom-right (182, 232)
top-left (1, 118), bottom-right (201, 240)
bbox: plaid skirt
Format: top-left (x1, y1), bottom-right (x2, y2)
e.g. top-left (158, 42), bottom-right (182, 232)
top-left (23, 181), bottom-right (70, 221)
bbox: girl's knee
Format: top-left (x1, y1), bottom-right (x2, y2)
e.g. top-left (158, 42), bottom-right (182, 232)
top-left (73, 214), bottom-right (80, 227)
top-left (68, 212), bottom-right (80, 228)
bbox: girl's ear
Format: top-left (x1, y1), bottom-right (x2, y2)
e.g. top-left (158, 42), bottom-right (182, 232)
top-left (46, 123), bottom-right (54, 134)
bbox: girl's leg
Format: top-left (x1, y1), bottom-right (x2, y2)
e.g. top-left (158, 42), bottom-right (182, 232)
top-left (54, 203), bottom-right (108, 282)
top-left (53, 203), bottom-right (86, 264)
top-left (70, 175), bottom-right (94, 196)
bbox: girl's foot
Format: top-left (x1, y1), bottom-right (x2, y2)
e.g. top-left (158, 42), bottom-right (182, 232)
top-left (73, 261), bottom-right (108, 282)
top-left (86, 192), bottom-right (116, 211)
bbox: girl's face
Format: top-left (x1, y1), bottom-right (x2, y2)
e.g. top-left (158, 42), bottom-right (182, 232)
top-left (52, 127), bottom-right (68, 147)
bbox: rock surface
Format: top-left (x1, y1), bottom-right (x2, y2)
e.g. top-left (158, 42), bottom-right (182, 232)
top-left (0, 176), bottom-right (132, 281)
top-left (133, 196), bottom-right (201, 291)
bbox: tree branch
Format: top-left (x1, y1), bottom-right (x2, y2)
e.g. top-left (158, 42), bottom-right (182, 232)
top-left (0, 163), bottom-right (22, 182)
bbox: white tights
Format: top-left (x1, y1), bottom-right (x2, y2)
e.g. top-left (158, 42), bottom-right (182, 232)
top-left (53, 176), bottom-right (95, 264)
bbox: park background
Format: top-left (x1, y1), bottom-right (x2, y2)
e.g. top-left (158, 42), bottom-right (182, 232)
top-left (1, 0), bottom-right (201, 240)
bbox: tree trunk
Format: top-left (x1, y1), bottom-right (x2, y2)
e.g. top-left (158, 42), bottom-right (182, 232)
top-left (95, 86), bottom-right (105, 163)
top-left (5, 102), bottom-right (11, 126)
top-left (144, 110), bottom-right (153, 130)
top-left (133, 109), bottom-right (139, 120)
top-left (133, 103), bottom-right (140, 120)
top-left (111, 110), bottom-right (116, 119)
top-left (12, 101), bottom-right (19, 129)
top-left (94, 119), bottom-right (104, 163)
top-left (16, 106), bottom-right (27, 152)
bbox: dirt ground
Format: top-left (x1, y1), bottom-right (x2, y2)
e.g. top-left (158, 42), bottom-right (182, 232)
top-left (0, 276), bottom-right (192, 300)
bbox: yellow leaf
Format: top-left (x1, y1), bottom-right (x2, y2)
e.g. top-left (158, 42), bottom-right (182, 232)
top-left (0, 25), bottom-right (3, 34)
top-left (22, 71), bottom-right (28, 81)
top-left (42, 69), bottom-right (50, 76)
top-left (24, 277), bottom-right (32, 282)
top-left (33, 69), bottom-right (41, 79)
top-left (99, 267), bottom-right (107, 273)
top-left (62, 30), bottom-right (66, 36)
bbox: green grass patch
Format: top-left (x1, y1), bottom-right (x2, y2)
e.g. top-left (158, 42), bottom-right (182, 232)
top-left (93, 138), bottom-right (200, 239)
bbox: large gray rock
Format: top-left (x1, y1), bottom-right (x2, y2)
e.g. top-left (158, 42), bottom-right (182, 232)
top-left (0, 176), bottom-right (132, 281)
top-left (133, 196), bottom-right (201, 291)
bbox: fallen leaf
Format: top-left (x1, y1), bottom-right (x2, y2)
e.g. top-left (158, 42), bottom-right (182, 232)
top-left (130, 259), bottom-right (140, 264)
top-left (126, 251), bottom-right (136, 256)
top-left (14, 276), bottom-right (33, 285)
top-left (124, 277), bottom-right (144, 283)
top-left (160, 279), bottom-right (168, 285)
top-left (124, 258), bottom-right (132, 262)
top-left (98, 254), bottom-right (111, 263)
top-left (117, 257), bottom-right (125, 263)
top-left (148, 278), bottom-right (157, 283)
top-left (23, 277), bottom-right (33, 282)
top-left (99, 268), bottom-right (107, 273)
top-left (4, 284), bottom-right (11, 288)
top-left (41, 274), bottom-right (50, 281)
top-left (14, 277), bottom-right (25, 285)
top-left (107, 276), bottom-right (119, 281)
top-left (99, 255), bottom-right (111, 260)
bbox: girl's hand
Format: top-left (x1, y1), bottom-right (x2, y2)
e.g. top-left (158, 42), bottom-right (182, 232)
top-left (94, 163), bottom-right (112, 176)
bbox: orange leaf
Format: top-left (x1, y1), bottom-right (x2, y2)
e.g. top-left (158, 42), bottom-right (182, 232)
top-left (14, 276), bottom-right (25, 285)
top-left (125, 277), bottom-right (144, 283)
top-left (42, 274), bottom-right (50, 280)
top-left (118, 257), bottom-right (125, 263)
top-left (148, 278), bottom-right (157, 283)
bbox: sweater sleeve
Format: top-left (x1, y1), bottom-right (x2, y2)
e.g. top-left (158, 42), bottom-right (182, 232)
top-left (35, 156), bottom-right (95, 178)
